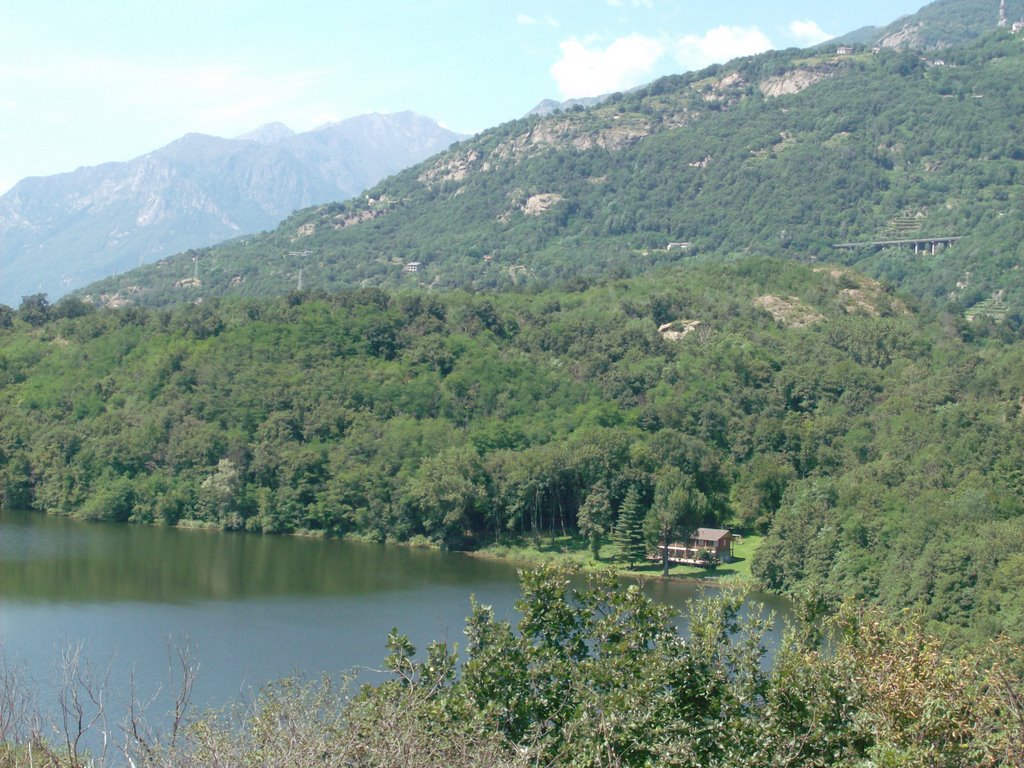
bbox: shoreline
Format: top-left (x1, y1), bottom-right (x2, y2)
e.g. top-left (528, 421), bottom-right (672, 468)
top-left (462, 534), bottom-right (763, 588)
top-left (24, 508), bottom-right (760, 588)
top-left (464, 547), bottom-right (739, 587)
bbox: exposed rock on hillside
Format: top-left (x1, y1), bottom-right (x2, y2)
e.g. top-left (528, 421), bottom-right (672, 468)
top-left (418, 117), bottom-right (658, 194)
top-left (879, 22), bottom-right (927, 49)
top-left (421, 83), bottom-right (718, 188)
top-left (699, 72), bottom-right (747, 105)
top-left (760, 66), bottom-right (837, 97)
top-left (419, 150), bottom-right (482, 186)
top-left (522, 194), bottom-right (565, 216)
top-left (755, 295), bottom-right (826, 328)
top-left (498, 192), bottom-right (565, 223)
top-left (815, 267), bottom-right (910, 317)
top-left (292, 196), bottom-right (397, 239)
top-left (658, 320), bottom-right (703, 340)
top-left (521, 117), bottom-right (652, 152)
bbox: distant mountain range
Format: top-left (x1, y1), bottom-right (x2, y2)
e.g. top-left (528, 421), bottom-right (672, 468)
top-left (0, 112), bottom-right (466, 305)
top-left (81, 0), bottom-right (1024, 321)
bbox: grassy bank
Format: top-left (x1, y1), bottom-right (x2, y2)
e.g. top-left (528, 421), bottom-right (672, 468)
top-left (474, 534), bottom-right (763, 584)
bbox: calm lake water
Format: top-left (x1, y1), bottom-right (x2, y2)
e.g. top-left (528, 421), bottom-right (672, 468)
top-left (0, 508), bottom-right (791, 728)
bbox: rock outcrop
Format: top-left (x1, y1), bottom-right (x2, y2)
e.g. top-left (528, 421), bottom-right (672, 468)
top-left (760, 66), bottom-right (836, 98)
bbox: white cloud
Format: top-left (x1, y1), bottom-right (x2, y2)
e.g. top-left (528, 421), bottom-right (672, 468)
top-left (788, 19), bottom-right (832, 45)
top-left (552, 34), bottom-right (666, 98)
top-left (674, 25), bottom-right (774, 71)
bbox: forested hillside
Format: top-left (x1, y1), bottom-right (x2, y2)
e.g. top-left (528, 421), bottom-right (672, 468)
top-left (5, 261), bottom-right (1024, 645)
top-left (81, 30), bottom-right (1024, 324)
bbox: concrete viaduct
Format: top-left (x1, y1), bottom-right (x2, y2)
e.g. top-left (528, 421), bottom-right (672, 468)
top-left (833, 236), bottom-right (963, 255)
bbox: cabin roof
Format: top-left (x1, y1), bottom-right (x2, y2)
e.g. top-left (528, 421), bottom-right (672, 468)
top-left (694, 528), bottom-right (731, 542)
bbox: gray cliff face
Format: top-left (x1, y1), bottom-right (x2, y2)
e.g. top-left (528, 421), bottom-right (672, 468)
top-left (0, 113), bottom-right (465, 305)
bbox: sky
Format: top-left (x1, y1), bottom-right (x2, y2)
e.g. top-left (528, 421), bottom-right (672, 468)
top-left (0, 0), bottom-right (931, 195)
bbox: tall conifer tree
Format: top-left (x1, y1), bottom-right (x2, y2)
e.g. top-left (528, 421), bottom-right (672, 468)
top-left (612, 486), bottom-right (646, 569)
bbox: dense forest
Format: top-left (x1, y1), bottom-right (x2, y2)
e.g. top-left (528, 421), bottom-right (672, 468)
top-left (81, 30), bottom-right (1024, 325)
top-left (3, 259), bottom-right (1024, 646)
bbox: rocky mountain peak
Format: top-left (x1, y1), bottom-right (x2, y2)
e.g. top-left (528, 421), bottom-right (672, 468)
top-left (0, 113), bottom-right (465, 305)
top-left (236, 122), bottom-right (297, 144)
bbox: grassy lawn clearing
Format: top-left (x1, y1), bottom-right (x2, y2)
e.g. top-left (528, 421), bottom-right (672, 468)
top-left (476, 534), bottom-right (762, 584)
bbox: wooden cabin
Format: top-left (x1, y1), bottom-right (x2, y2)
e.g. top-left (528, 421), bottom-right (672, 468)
top-left (663, 528), bottom-right (734, 565)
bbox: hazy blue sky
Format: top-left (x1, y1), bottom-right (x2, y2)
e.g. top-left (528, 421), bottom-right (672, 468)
top-left (1, 1), bottom-right (933, 193)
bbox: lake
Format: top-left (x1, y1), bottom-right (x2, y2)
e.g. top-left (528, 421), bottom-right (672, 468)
top-left (0, 508), bottom-right (790, 734)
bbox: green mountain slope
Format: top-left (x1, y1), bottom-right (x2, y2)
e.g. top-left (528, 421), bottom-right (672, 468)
top-left (5, 261), bottom-right (1024, 645)
top-left (81, 30), bottom-right (1024, 321)
top-left (834, 0), bottom-right (1024, 48)
top-left (873, 0), bottom-right (1024, 49)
